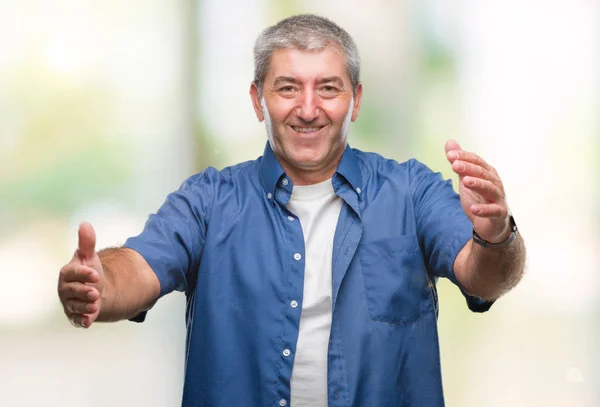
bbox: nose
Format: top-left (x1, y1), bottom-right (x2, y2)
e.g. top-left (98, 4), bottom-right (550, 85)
top-left (296, 91), bottom-right (319, 123)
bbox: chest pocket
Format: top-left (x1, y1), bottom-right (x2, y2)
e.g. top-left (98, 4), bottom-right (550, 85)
top-left (358, 234), bottom-right (434, 325)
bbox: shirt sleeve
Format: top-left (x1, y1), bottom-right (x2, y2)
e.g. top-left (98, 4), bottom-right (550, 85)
top-left (123, 170), bottom-right (215, 321)
top-left (408, 159), bottom-right (493, 313)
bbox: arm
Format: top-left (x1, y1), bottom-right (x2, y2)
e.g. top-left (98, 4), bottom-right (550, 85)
top-left (58, 173), bottom-right (213, 327)
top-left (445, 140), bottom-right (526, 301)
top-left (97, 246), bottom-right (160, 322)
top-left (57, 222), bottom-right (160, 328)
top-left (454, 235), bottom-right (525, 301)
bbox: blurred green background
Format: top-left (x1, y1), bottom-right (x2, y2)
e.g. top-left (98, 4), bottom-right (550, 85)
top-left (0, 0), bottom-right (598, 405)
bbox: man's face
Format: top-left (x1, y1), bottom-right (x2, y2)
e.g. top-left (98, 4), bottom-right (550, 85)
top-left (250, 47), bottom-right (362, 184)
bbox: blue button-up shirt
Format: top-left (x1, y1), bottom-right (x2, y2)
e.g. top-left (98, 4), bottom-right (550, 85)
top-left (125, 143), bottom-right (493, 406)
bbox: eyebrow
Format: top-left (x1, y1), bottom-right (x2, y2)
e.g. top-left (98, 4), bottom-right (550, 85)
top-left (316, 76), bottom-right (345, 87)
top-left (271, 76), bottom-right (346, 87)
top-left (272, 76), bottom-right (301, 86)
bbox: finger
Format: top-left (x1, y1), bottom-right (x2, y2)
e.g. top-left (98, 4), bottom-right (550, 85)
top-left (444, 139), bottom-right (462, 154)
top-left (77, 222), bottom-right (97, 262)
top-left (452, 160), bottom-right (496, 182)
top-left (69, 315), bottom-right (83, 328)
top-left (445, 140), bottom-right (462, 163)
top-left (462, 176), bottom-right (505, 202)
top-left (470, 203), bottom-right (508, 219)
top-left (58, 282), bottom-right (100, 302)
top-left (64, 298), bottom-right (99, 315)
top-left (61, 265), bottom-right (100, 284)
top-left (447, 150), bottom-right (493, 172)
top-left (69, 314), bottom-right (94, 329)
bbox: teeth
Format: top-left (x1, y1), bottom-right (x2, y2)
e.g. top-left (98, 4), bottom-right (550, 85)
top-left (292, 126), bottom-right (320, 133)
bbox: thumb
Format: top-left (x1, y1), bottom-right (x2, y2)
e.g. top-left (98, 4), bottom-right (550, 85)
top-left (77, 222), bottom-right (97, 261)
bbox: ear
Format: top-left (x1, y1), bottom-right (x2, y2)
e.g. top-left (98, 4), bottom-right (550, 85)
top-left (249, 82), bottom-right (264, 122)
top-left (351, 83), bottom-right (363, 122)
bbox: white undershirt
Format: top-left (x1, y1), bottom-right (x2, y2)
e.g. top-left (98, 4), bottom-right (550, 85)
top-left (286, 178), bottom-right (342, 407)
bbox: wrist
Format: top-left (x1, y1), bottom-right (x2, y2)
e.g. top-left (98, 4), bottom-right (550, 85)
top-left (473, 215), bottom-right (518, 248)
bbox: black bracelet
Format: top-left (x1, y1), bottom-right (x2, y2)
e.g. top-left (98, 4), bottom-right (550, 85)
top-left (472, 215), bottom-right (518, 248)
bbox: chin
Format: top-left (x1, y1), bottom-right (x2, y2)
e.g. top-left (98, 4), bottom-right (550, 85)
top-left (288, 154), bottom-right (323, 169)
top-left (288, 145), bottom-right (326, 163)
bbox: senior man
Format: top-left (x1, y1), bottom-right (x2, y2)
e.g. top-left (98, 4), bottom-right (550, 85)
top-left (57, 14), bottom-right (525, 407)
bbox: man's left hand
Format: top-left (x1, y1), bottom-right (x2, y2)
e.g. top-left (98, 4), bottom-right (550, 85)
top-left (445, 139), bottom-right (511, 243)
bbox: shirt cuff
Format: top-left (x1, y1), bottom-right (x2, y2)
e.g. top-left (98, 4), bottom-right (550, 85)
top-left (128, 311), bottom-right (148, 323)
top-left (446, 227), bottom-right (496, 313)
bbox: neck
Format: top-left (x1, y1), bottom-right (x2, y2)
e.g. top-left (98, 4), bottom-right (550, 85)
top-left (277, 153), bottom-right (343, 186)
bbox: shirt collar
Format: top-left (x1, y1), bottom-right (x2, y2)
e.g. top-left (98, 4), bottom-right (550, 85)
top-left (336, 144), bottom-right (362, 194)
top-left (259, 142), bottom-right (363, 196)
top-left (259, 142), bottom-right (286, 197)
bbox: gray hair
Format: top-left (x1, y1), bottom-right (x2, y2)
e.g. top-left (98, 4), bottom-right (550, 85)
top-left (253, 14), bottom-right (361, 99)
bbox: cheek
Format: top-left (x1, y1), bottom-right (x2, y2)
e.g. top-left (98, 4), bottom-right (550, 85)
top-left (269, 102), bottom-right (296, 126)
top-left (322, 101), bottom-right (352, 124)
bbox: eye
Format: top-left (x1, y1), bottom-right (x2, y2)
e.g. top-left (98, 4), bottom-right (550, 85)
top-left (319, 85), bottom-right (339, 97)
top-left (279, 86), bottom-right (297, 93)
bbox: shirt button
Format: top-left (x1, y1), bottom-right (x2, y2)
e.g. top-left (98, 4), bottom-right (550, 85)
top-left (287, 216), bottom-right (294, 221)
top-left (283, 349), bottom-right (291, 357)
top-left (293, 253), bottom-right (301, 261)
top-left (279, 399), bottom-right (287, 407)
top-left (282, 178), bottom-right (289, 186)
top-left (267, 192), bottom-right (272, 199)
top-left (290, 300), bottom-right (298, 308)
top-left (356, 187), bottom-right (362, 194)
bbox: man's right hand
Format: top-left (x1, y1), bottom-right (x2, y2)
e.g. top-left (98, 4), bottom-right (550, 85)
top-left (58, 222), bottom-right (105, 328)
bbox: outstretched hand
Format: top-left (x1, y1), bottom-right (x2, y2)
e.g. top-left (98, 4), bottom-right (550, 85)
top-left (445, 140), bottom-right (511, 243)
top-left (57, 222), bottom-right (105, 328)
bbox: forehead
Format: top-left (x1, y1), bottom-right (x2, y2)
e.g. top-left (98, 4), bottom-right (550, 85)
top-left (266, 47), bottom-right (350, 84)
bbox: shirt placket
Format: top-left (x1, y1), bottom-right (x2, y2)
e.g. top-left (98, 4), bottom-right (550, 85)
top-left (327, 178), bottom-right (363, 407)
top-left (271, 177), bottom-right (305, 407)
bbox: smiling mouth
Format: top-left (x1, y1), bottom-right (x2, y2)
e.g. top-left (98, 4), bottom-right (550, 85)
top-left (290, 125), bottom-right (325, 134)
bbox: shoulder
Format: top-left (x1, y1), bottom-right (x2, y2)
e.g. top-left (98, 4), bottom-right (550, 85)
top-left (351, 148), bottom-right (433, 184)
top-left (166, 158), bottom-right (261, 218)
top-left (184, 158), bottom-right (261, 191)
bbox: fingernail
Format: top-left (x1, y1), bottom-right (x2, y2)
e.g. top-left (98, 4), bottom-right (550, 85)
top-left (448, 151), bottom-right (458, 160)
top-left (87, 291), bottom-right (95, 300)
